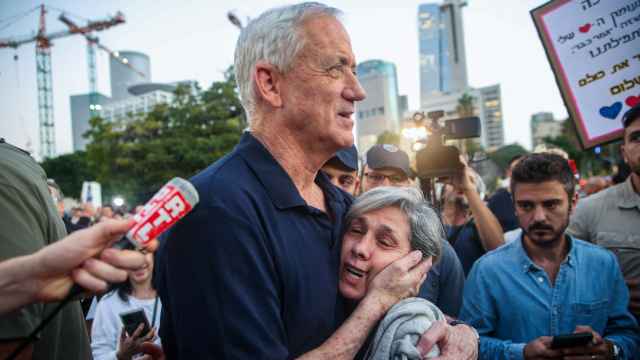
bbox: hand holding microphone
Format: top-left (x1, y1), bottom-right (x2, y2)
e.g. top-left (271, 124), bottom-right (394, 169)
top-left (4, 178), bottom-right (199, 359)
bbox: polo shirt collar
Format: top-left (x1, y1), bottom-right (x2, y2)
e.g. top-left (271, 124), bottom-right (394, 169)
top-left (618, 176), bottom-right (640, 210)
top-left (516, 232), bottom-right (576, 273)
top-left (237, 132), bottom-right (342, 210)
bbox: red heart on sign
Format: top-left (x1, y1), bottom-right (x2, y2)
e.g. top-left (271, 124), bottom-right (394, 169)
top-left (626, 95), bottom-right (640, 108)
top-left (579, 23), bottom-right (591, 33)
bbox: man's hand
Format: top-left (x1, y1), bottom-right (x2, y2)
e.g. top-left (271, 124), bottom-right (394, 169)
top-left (523, 336), bottom-right (562, 359)
top-left (366, 250), bottom-right (432, 312)
top-left (560, 326), bottom-right (613, 360)
top-left (626, 277), bottom-right (640, 317)
top-left (32, 219), bottom-right (155, 302)
top-left (451, 156), bottom-right (477, 196)
top-left (416, 320), bottom-right (478, 359)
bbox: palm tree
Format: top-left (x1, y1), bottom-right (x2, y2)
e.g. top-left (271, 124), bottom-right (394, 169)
top-left (456, 92), bottom-right (476, 117)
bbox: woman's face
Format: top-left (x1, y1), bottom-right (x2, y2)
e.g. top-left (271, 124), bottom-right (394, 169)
top-left (130, 252), bottom-right (154, 285)
top-left (338, 206), bottom-right (411, 301)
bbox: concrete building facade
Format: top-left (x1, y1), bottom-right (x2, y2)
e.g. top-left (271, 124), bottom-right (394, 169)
top-left (531, 112), bottom-right (563, 148)
top-left (110, 51), bottom-right (151, 101)
top-left (355, 59), bottom-right (401, 153)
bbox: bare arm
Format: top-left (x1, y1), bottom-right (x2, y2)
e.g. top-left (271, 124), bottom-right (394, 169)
top-left (465, 187), bottom-right (504, 251)
top-left (453, 157), bottom-right (504, 251)
top-left (0, 219), bottom-right (149, 314)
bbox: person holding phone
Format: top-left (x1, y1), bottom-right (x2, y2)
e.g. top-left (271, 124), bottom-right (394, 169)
top-left (91, 252), bottom-right (162, 360)
top-left (459, 154), bottom-right (639, 359)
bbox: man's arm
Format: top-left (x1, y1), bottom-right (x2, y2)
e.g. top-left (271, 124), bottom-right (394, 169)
top-left (602, 252), bottom-right (640, 358)
top-left (458, 261), bottom-right (524, 360)
top-left (454, 158), bottom-right (504, 251)
top-left (434, 241), bottom-right (465, 317)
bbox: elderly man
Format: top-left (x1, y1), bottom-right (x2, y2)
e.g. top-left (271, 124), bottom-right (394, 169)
top-left (569, 104), bottom-right (640, 323)
top-left (155, 3), bottom-right (476, 359)
top-left (460, 154), bottom-right (639, 360)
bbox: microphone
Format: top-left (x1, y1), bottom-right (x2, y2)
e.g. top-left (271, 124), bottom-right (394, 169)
top-left (6, 177), bottom-right (200, 360)
top-left (113, 177), bottom-right (200, 250)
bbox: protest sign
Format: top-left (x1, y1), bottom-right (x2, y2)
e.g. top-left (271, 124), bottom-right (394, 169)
top-left (532, 0), bottom-right (640, 148)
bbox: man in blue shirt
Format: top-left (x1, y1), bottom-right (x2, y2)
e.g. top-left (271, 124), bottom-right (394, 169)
top-left (460, 153), bottom-right (639, 359)
top-left (155, 3), bottom-right (477, 359)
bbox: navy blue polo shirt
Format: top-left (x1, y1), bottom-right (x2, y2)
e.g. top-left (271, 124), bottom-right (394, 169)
top-left (155, 132), bottom-right (352, 359)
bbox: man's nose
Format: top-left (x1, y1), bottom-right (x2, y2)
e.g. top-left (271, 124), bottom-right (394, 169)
top-left (533, 205), bottom-right (547, 222)
top-left (344, 77), bottom-right (366, 102)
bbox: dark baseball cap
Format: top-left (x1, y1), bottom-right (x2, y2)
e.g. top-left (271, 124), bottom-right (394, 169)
top-left (622, 103), bottom-right (640, 128)
top-left (365, 144), bottom-right (413, 177)
top-left (330, 145), bottom-right (358, 172)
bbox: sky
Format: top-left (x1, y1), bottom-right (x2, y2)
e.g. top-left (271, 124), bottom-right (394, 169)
top-left (0, 0), bottom-right (568, 158)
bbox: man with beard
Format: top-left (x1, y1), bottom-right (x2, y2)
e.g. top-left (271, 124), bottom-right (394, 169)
top-left (569, 104), bottom-right (640, 323)
top-left (459, 153), bottom-right (639, 360)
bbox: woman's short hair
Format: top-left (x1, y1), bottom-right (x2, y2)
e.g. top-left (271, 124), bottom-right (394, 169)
top-left (345, 187), bottom-right (443, 262)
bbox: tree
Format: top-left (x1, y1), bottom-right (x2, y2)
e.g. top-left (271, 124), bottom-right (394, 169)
top-left (456, 92), bottom-right (476, 117)
top-left (40, 151), bottom-right (93, 199)
top-left (85, 68), bottom-right (245, 204)
top-left (376, 131), bottom-right (401, 146)
top-left (487, 143), bottom-right (528, 171)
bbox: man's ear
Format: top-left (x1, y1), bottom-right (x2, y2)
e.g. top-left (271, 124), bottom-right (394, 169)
top-left (254, 61), bottom-right (283, 108)
top-left (621, 144), bottom-right (629, 165)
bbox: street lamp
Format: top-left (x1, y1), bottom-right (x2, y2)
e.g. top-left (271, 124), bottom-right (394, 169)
top-left (112, 196), bottom-right (125, 208)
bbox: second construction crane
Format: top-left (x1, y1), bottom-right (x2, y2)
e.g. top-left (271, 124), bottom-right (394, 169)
top-left (0, 5), bottom-right (125, 158)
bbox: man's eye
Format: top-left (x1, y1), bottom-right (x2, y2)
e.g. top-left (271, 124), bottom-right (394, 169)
top-left (327, 65), bottom-right (344, 78)
top-left (340, 176), bottom-right (354, 186)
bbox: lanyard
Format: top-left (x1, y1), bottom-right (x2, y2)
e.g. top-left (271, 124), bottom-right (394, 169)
top-left (151, 296), bottom-right (159, 328)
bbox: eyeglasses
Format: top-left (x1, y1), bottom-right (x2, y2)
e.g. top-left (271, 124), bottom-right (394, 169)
top-left (364, 172), bottom-right (408, 185)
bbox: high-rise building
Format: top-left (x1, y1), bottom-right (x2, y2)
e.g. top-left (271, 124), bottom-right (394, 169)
top-left (418, 0), bottom-right (469, 107)
top-left (531, 112), bottom-right (563, 148)
top-left (70, 93), bottom-right (111, 151)
top-left (477, 84), bottom-right (504, 150)
top-left (110, 50), bottom-right (151, 101)
top-left (355, 60), bottom-right (401, 153)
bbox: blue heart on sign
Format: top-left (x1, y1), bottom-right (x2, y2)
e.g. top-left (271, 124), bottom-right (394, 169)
top-left (599, 102), bottom-right (622, 120)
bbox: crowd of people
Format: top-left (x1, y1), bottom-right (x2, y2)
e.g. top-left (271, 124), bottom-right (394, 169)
top-left (1, 2), bottom-right (639, 360)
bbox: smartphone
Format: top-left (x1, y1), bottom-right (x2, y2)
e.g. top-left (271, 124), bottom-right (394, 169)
top-left (119, 309), bottom-right (151, 337)
top-left (550, 332), bottom-right (593, 349)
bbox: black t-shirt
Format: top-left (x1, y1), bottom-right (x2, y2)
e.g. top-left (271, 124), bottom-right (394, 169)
top-left (487, 188), bottom-right (519, 232)
top-left (446, 221), bottom-right (485, 276)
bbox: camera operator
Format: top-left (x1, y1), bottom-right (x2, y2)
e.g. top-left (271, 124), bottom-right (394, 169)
top-left (441, 156), bottom-right (505, 276)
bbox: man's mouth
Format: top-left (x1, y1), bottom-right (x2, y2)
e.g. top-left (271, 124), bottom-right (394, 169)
top-left (338, 111), bottom-right (354, 119)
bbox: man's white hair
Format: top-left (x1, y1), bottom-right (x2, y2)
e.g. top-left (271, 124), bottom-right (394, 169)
top-left (233, 2), bottom-right (342, 120)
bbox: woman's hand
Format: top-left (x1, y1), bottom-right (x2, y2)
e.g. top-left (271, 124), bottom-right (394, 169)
top-left (116, 324), bottom-right (156, 360)
top-left (366, 250), bottom-right (432, 311)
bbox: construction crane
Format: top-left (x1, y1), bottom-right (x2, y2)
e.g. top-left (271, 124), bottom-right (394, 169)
top-left (58, 13), bottom-right (145, 118)
top-left (0, 5), bottom-right (125, 159)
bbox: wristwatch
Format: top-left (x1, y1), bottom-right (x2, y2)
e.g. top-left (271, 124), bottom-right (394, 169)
top-left (607, 340), bottom-right (621, 360)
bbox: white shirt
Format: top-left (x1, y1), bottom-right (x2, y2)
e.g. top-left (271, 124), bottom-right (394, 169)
top-left (90, 291), bottom-right (162, 360)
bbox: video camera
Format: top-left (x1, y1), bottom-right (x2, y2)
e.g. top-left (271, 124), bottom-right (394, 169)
top-left (412, 110), bottom-right (481, 203)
